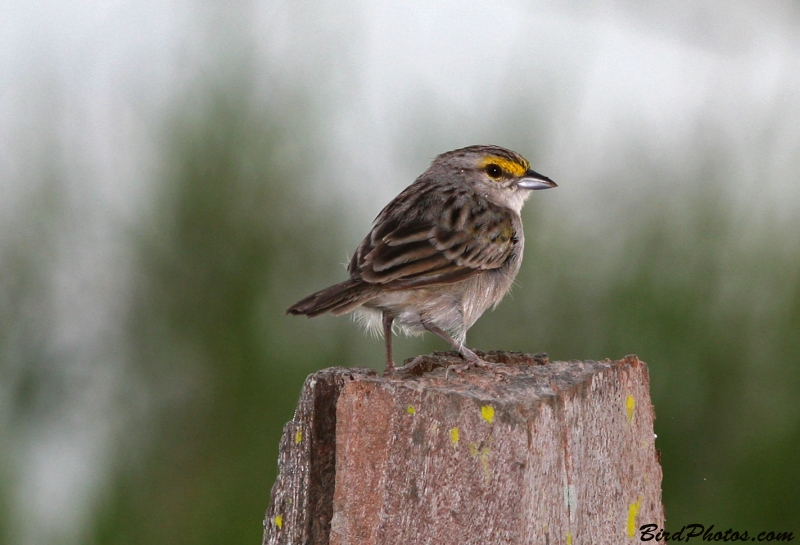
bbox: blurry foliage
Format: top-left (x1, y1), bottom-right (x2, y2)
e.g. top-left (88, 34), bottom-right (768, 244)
top-left (0, 83), bottom-right (798, 544)
top-left (89, 89), bottom-right (359, 545)
top-left (0, 184), bottom-right (66, 419)
top-left (0, 147), bottom-right (72, 545)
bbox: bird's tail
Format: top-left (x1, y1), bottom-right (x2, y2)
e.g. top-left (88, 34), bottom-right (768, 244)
top-left (286, 279), bottom-right (378, 317)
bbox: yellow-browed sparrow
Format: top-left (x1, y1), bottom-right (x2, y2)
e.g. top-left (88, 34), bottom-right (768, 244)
top-left (287, 145), bottom-right (556, 374)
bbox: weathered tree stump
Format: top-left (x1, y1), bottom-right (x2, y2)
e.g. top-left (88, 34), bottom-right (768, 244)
top-left (263, 352), bottom-right (664, 545)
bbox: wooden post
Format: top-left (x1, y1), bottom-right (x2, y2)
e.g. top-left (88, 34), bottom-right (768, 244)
top-left (263, 352), bottom-right (664, 545)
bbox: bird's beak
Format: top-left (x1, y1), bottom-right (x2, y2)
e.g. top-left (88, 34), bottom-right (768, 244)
top-left (516, 169), bottom-right (557, 190)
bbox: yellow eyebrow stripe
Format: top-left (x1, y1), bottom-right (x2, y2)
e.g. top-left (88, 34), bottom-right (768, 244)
top-left (479, 156), bottom-right (528, 177)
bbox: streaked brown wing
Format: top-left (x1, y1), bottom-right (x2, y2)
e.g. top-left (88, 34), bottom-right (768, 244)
top-left (349, 195), bottom-right (517, 290)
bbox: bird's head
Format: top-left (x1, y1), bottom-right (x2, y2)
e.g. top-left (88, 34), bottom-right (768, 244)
top-left (428, 145), bottom-right (556, 213)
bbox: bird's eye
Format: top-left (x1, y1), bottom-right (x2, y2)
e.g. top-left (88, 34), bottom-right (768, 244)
top-left (486, 164), bottom-right (503, 179)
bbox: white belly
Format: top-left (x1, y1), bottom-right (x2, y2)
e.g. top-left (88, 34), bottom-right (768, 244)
top-left (355, 265), bottom-right (517, 345)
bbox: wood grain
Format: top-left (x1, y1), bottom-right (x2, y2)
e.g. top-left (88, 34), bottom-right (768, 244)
top-left (263, 352), bottom-right (664, 545)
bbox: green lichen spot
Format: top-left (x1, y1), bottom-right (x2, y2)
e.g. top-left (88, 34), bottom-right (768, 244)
top-left (273, 514), bottom-right (283, 530)
top-left (407, 405), bottom-right (416, 415)
top-left (294, 430), bottom-right (303, 444)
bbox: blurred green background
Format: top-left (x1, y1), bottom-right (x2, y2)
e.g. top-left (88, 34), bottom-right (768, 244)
top-left (1, 1), bottom-right (799, 543)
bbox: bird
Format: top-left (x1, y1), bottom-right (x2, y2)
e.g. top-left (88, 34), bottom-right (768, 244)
top-left (287, 145), bottom-right (556, 374)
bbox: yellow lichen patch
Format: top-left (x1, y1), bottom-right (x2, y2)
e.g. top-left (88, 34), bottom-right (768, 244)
top-left (566, 532), bottom-right (572, 545)
top-left (626, 394), bottom-right (635, 423)
top-left (627, 497), bottom-right (642, 537)
top-left (450, 427), bottom-right (460, 447)
top-left (407, 405), bottom-right (416, 415)
top-left (481, 405), bottom-right (495, 424)
top-left (294, 429), bottom-right (303, 444)
top-left (479, 156), bottom-right (529, 178)
top-left (273, 514), bottom-right (283, 530)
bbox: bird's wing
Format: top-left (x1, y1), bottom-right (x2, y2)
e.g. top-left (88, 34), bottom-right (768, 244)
top-left (349, 193), bottom-right (517, 290)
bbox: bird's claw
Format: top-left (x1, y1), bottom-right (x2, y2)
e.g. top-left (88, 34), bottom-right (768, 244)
top-left (445, 356), bottom-right (512, 379)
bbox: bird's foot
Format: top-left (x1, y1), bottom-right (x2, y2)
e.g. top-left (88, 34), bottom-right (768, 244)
top-left (382, 359), bottom-right (396, 377)
top-left (397, 355), bottom-right (427, 375)
top-left (445, 352), bottom-right (513, 379)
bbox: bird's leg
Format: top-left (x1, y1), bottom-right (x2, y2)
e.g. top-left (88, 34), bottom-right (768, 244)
top-left (395, 322), bottom-right (467, 375)
top-left (422, 323), bottom-right (511, 378)
top-left (382, 311), bottom-right (396, 375)
top-left (423, 323), bottom-right (481, 362)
